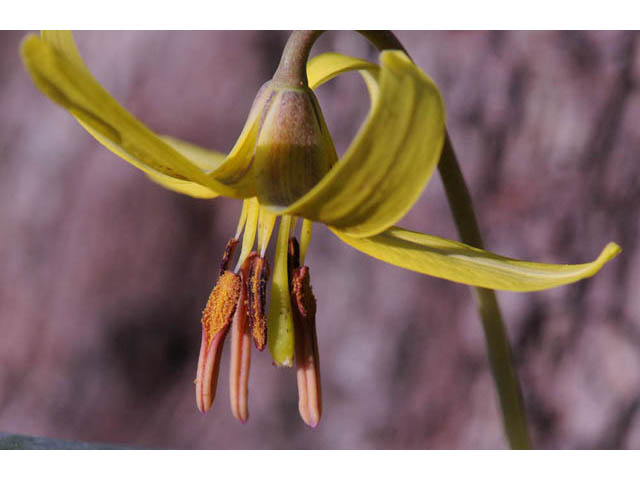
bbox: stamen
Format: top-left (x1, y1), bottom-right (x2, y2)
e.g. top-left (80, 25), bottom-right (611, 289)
top-left (243, 253), bottom-right (270, 351)
top-left (219, 238), bottom-right (239, 276)
top-left (201, 272), bottom-right (241, 344)
top-left (299, 219), bottom-right (313, 265)
top-left (229, 275), bottom-right (251, 423)
top-left (196, 271), bottom-right (241, 413)
top-left (234, 200), bottom-right (250, 240)
top-left (291, 266), bottom-right (322, 428)
top-left (235, 198), bottom-right (259, 271)
top-left (267, 215), bottom-right (295, 366)
top-left (195, 325), bottom-right (230, 414)
top-left (257, 206), bottom-right (277, 257)
top-left (287, 237), bottom-right (300, 283)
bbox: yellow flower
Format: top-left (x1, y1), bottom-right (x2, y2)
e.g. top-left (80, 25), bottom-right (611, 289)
top-left (21, 31), bottom-right (620, 429)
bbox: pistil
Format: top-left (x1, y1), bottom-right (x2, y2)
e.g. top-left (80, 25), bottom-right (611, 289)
top-left (267, 215), bottom-right (295, 366)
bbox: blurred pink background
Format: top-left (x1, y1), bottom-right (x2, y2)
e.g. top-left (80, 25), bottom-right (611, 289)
top-left (0, 31), bottom-right (638, 448)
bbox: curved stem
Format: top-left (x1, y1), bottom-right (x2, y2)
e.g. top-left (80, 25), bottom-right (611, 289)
top-left (438, 135), bottom-right (531, 449)
top-left (273, 30), bottom-right (324, 87)
top-left (356, 31), bottom-right (532, 449)
top-left (273, 30), bottom-right (407, 87)
top-left (357, 30), bottom-right (409, 56)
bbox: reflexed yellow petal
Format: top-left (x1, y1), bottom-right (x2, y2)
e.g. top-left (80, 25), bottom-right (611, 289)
top-left (282, 51), bottom-right (446, 238)
top-left (307, 52), bottom-right (378, 90)
top-left (334, 226), bottom-right (621, 292)
top-left (160, 135), bottom-right (226, 172)
top-left (41, 30), bottom-right (87, 72)
top-left (145, 171), bottom-right (219, 198)
top-left (144, 136), bottom-right (227, 198)
top-left (21, 32), bottom-right (240, 198)
top-left (207, 82), bottom-right (271, 198)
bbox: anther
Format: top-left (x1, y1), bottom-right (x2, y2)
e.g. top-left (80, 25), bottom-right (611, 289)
top-left (291, 263), bottom-right (322, 428)
top-left (287, 237), bottom-right (300, 282)
top-left (243, 253), bottom-right (270, 351)
top-left (196, 271), bottom-right (241, 413)
top-left (219, 238), bottom-right (239, 276)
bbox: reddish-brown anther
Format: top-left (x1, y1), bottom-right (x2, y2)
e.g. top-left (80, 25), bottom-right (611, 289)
top-left (291, 265), bottom-right (322, 428)
top-left (219, 238), bottom-right (239, 276)
top-left (242, 253), bottom-right (270, 351)
top-left (242, 252), bottom-right (270, 351)
top-left (287, 237), bottom-right (300, 282)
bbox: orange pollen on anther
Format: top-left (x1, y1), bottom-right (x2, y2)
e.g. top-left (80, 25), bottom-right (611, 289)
top-left (292, 266), bottom-right (316, 323)
top-left (201, 271), bottom-right (242, 344)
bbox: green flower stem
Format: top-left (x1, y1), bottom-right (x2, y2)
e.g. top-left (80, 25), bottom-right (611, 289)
top-left (274, 30), bottom-right (407, 87)
top-left (438, 134), bottom-right (532, 449)
top-left (273, 30), bottom-right (324, 87)
top-left (357, 30), bottom-right (408, 54)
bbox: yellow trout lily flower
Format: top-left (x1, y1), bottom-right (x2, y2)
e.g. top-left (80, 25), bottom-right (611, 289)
top-left (21, 31), bottom-right (620, 429)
